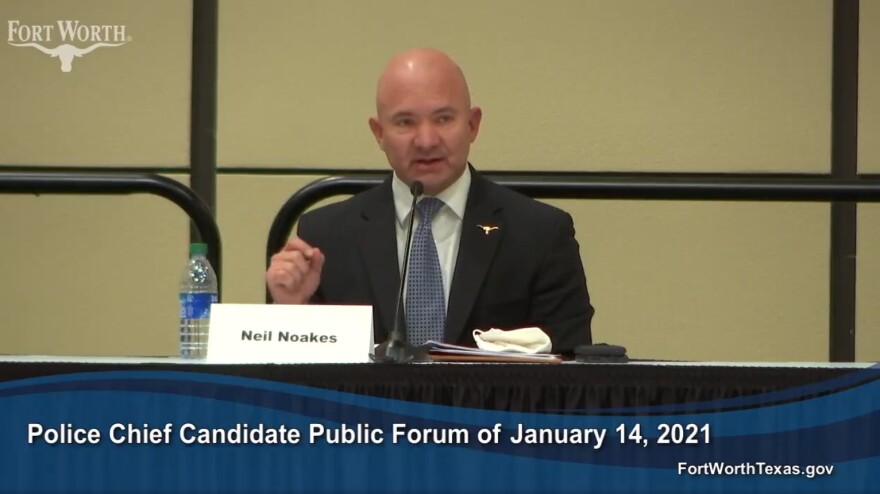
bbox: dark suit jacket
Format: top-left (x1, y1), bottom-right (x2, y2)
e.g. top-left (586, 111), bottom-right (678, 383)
top-left (297, 169), bottom-right (594, 353)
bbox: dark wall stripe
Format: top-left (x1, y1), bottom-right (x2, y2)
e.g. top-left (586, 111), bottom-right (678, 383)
top-left (190, 0), bottom-right (219, 241)
top-left (0, 165), bottom-right (190, 174)
top-left (830, 0), bottom-right (859, 362)
top-left (1, 165), bottom-right (855, 181)
top-left (212, 168), bottom-right (842, 179)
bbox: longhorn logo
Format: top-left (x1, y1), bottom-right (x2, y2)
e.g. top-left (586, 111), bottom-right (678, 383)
top-left (477, 225), bottom-right (500, 235)
top-left (9, 42), bottom-right (125, 72)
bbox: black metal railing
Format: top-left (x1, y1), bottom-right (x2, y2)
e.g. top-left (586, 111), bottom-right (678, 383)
top-left (267, 173), bottom-right (880, 259)
top-left (0, 172), bottom-right (222, 294)
top-left (266, 172), bottom-right (880, 361)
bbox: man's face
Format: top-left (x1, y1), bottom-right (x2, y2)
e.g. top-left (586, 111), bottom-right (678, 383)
top-left (370, 73), bottom-right (481, 196)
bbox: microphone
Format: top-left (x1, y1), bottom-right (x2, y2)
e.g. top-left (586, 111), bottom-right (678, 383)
top-left (371, 180), bottom-right (431, 363)
top-left (393, 180), bottom-right (423, 342)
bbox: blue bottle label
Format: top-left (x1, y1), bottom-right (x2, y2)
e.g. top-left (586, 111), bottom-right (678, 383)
top-left (179, 293), bottom-right (218, 319)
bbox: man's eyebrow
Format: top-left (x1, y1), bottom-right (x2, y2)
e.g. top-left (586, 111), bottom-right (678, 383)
top-left (389, 107), bottom-right (457, 120)
top-left (433, 106), bottom-right (457, 115)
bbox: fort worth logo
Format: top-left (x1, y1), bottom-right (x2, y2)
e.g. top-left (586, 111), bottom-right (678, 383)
top-left (8, 20), bottom-right (131, 73)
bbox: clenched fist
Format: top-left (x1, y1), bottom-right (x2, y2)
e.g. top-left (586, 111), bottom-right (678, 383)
top-left (266, 237), bottom-right (325, 304)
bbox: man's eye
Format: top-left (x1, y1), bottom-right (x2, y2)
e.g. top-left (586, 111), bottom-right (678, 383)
top-left (436, 115), bottom-right (453, 124)
top-left (395, 118), bottom-right (414, 127)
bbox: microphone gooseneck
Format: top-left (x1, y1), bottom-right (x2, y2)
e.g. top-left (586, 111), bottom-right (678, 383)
top-left (391, 180), bottom-right (423, 344)
top-left (370, 180), bottom-right (431, 363)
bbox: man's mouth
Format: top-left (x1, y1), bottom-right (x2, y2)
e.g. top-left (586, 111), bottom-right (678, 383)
top-left (413, 158), bottom-right (444, 166)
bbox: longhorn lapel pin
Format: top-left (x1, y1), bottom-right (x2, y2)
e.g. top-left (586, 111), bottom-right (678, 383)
top-left (477, 224), bottom-right (500, 235)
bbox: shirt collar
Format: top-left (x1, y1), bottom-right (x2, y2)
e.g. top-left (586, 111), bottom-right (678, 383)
top-left (392, 166), bottom-right (471, 226)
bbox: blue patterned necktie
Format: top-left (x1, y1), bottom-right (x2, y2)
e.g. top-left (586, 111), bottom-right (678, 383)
top-left (406, 197), bottom-right (446, 346)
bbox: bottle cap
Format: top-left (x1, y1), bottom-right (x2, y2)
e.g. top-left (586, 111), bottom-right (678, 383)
top-left (190, 243), bottom-right (208, 256)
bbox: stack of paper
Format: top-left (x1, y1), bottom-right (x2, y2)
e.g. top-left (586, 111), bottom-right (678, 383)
top-left (425, 341), bottom-right (561, 363)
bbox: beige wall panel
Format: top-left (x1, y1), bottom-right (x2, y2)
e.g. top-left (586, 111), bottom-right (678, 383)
top-left (550, 200), bottom-right (829, 361)
top-left (0, 0), bottom-right (191, 166)
top-left (861, 0), bottom-right (880, 171)
top-left (219, 0), bottom-right (830, 173)
top-left (218, 174), bottom-right (340, 305)
top-left (0, 175), bottom-right (189, 357)
top-left (855, 2), bottom-right (880, 360)
top-left (857, 205), bottom-right (880, 361)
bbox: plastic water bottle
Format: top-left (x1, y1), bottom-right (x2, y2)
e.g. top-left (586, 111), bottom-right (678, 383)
top-left (179, 243), bottom-right (218, 359)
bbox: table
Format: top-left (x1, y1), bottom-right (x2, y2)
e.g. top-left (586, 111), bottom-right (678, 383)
top-left (1, 357), bottom-right (873, 412)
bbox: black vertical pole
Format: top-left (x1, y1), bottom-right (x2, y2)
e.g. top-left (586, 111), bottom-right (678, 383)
top-left (189, 0), bottom-right (220, 293)
top-left (829, 0), bottom-right (859, 361)
top-left (190, 0), bottom-right (219, 240)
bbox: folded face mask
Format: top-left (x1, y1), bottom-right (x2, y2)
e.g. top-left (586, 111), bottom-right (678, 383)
top-left (472, 327), bottom-right (553, 354)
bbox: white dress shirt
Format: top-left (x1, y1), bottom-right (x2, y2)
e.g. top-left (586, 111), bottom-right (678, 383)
top-left (393, 166), bottom-right (471, 308)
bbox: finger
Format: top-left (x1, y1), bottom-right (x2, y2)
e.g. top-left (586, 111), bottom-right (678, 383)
top-left (270, 256), bottom-right (312, 288)
top-left (282, 237), bottom-right (314, 255)
top-left (267, 267), bottom-right (297, 289)
top-left (287, 251), bottom-right (311, 275)
top-left (308, 248), bottom-right (325, 274)
top-left (269, 258), bottom-right (297, 278)
top-left (272, 250), bottom-right (310, 265)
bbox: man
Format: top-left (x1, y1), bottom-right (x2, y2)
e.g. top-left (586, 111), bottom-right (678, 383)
top-left (266, 48), bottom-right (594, 354)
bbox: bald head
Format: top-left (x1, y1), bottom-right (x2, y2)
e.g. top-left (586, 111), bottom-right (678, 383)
top-left (375, 48), bottom-right (471, 114)
top-left (368, 48), bottom-right (482, 196)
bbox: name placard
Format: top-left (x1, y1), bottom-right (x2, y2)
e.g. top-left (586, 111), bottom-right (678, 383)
top-left (206, 304), bottom-right (373, 364)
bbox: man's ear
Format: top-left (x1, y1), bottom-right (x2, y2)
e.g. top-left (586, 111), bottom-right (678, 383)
top-left (468, 106), bottom-right (483, 142)
top-left (368, 117), bottom-right (385, 150)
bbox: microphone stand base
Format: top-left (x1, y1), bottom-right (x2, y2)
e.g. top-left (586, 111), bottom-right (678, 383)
top-left (370, 340), bottom-right (431, 363)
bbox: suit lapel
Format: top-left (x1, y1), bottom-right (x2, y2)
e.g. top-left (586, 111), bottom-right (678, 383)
top-left (445, 173), bottom-right (503, 343)
top-left (356, 179), bottom-right (400, 340)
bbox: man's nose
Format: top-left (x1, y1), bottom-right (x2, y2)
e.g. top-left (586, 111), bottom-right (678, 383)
top-left (414, 122), bottom-right (440, 149)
